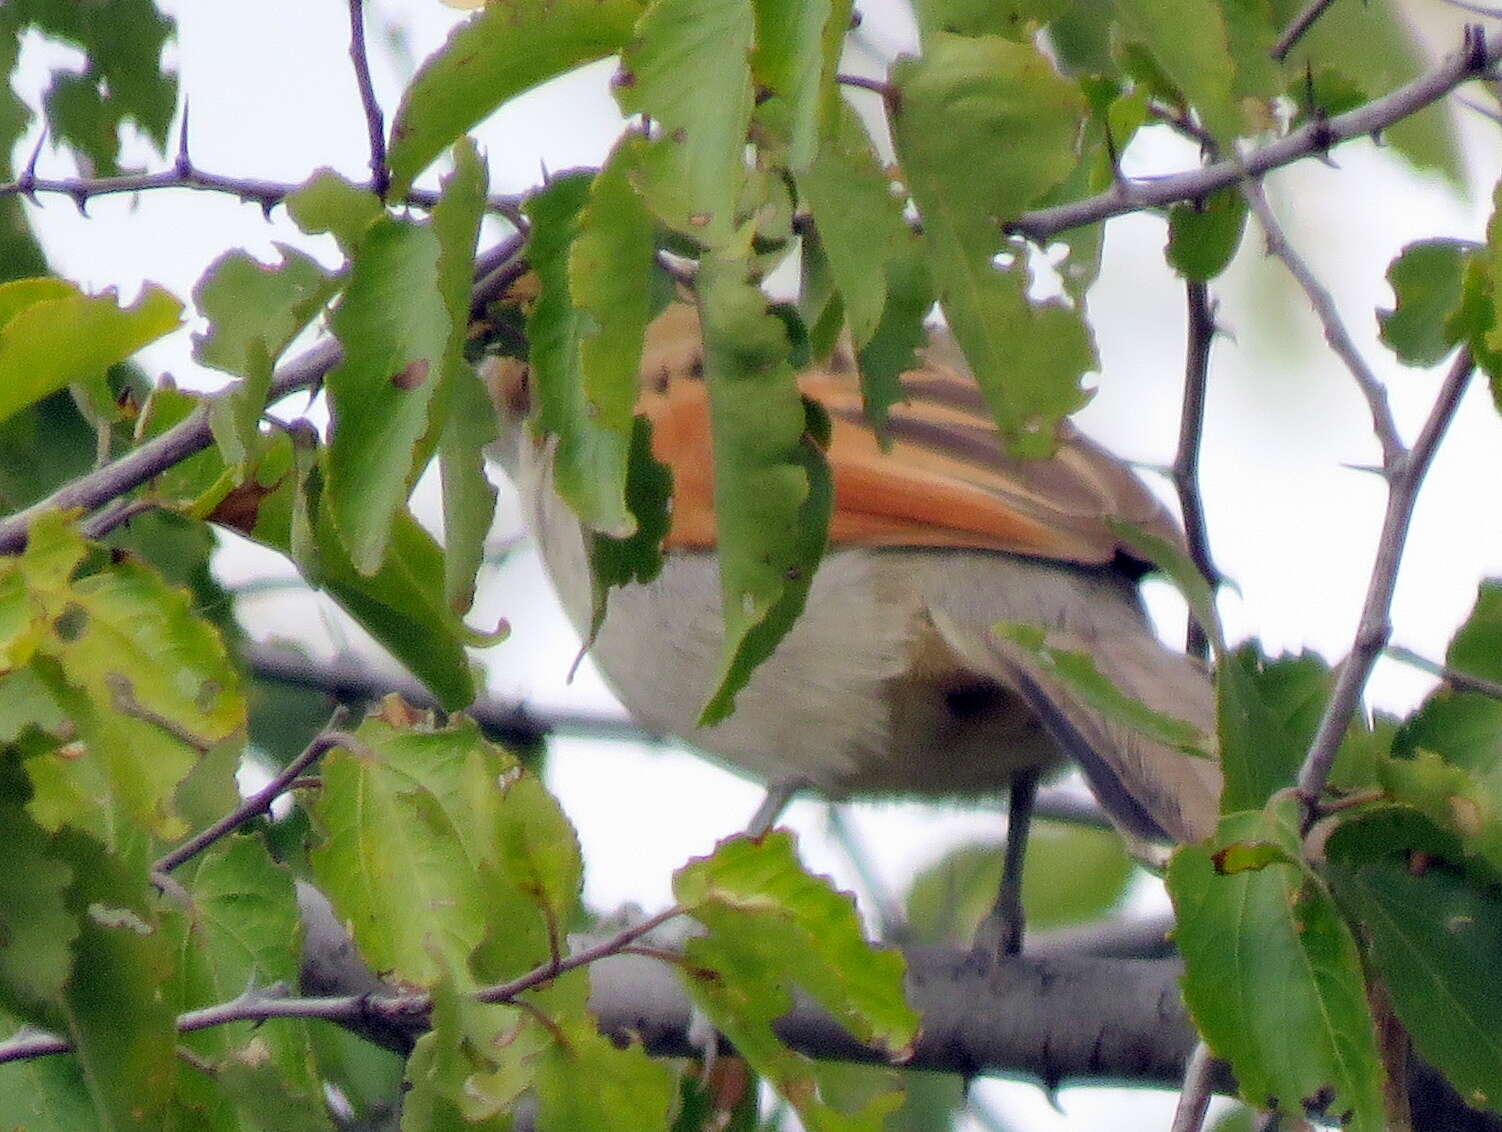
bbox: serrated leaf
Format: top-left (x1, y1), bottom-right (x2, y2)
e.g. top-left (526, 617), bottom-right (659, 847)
top-left (1377, 239), bottom-right (1484, 367)
top-left (325, 216), bottom-right (451, 574)
top-left (386, 0), bottom-right (644, 197)
top-left (906, 822), bottom-right (1132, 946)
top-left (797, 104), bottom-right (912, 350)
top-left (236, 438), bottom-right (476, 709)
top-left (0, 279), bottom-right (181, 426)
top-left (1167, 810), bottom-right (1385, 1130)
top-left (694, 258), bottom-right (832, 725)
top-left (50, 829), bottom-right (178, 1129)
top-left (854, 240), bottom-right (932, 440)
top-left (751, 0), bottom-right (849, 170)
top-left (1113, 0), bottom-right (1239, 140)
top-left (1216, 645), bottom-right (1330, 812)
top-left (0, 787), bottom-right (77, 1022)
top-left (892, 34), bottom-right (1093, 459)
top-left (6, 513), bottom-right (245, 841)
top-left (913, 0), bottom-right (1071, 41)
top-left (999, 621), bottom-right (1214, 756)
top-left (493, 768), bottom-right (584, 941)
top-left (192, 245), bottom-right (341, 467)
top-left (587, 414), bottom-right (671, 645)
top-left (1166, 189), bottom-right (1249, 282)
top-left (432, 138), bottom-right (497, 615)
top-left (309, 716), bottom-right (514, 986)
top-left (168, 836), bottom-right (323, 1126)
top-left (534, 1014), bottom-right (677, 1132)
top-left (285, 170), bottom-right (383, 254)
top-left (1326, 809), bottom-right (1502, 1117)
top-left (616, 0), bottom-right (754, 247)
top-left (525, 172), bottom-right (636, 536)
top-left (674, 832), bottom-right (916, 1130)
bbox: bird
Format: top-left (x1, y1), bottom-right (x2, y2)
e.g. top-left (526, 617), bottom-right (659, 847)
top-left (486, 300), bottom-right (1221, 954)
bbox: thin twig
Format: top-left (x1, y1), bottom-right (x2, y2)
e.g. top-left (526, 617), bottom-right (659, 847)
top-left (1271, 0), bottom-right (1342, 62)
top-left (1295, 350), bottom-right (1476, 811)
top-left (475, 904), bottom-right (687, 1004)
top-left (1242, 178), bottom-right (1405, 468)
top-left (1437, 0), bottom-right (1502, 19)
top-left (1387, 645), bottom-right (1502, 702)
top-left (1146, 102), bottom-right (1219, 155)
top-left (78, 496), bottom-right (165, 541)
top-left (153, 725), bottom-right (361, 874)
top-left (1174, 280), bottom-right (1221, 660)
top-left (0, 167), bottom-right (525, 223)
top-left (0, 231), bottom-right (527, 556)
top-left (346, 0), bottom-right (389, 200)
top-left (1170, 1041), bottom-right (1219, 1132)
top-left (1010, 25), bottom-right (1499, 244)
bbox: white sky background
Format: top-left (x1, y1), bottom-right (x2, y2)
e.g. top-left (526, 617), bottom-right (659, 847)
top-left (13, 2), bottom-right (1502, 1128)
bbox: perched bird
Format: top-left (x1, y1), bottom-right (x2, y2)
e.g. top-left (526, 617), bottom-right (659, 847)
top-left (488, 302), bottom-right (1220, 952)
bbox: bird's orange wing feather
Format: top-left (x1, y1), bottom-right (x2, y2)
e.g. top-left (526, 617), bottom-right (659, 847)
top-left (635, 304), bottom-right (1183, 565)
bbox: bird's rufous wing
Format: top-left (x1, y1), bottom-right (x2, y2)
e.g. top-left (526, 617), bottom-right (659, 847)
top-left (635, 303), bottom-right (1184, 565)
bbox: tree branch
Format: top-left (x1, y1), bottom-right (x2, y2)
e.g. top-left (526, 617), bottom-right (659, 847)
top-left (1174, 280), bottom-right (1221, 660)
top-left (1295, 349), bottom-right (1476, 808)
top-left (346, 0), bottom-right (389, 200)
top-left (0, 166), bottom-right (525, 223)
top-left (152, 724), bottom-right (361, 875)
top-left (0, 233), bottom-right (526, 555)
top-left (1271, 0), bottom-right (1342, 62)
top-left (1386, 645), bottom-right (1502, 702)
top-left (1009, 25), bottom-right (1500, 244)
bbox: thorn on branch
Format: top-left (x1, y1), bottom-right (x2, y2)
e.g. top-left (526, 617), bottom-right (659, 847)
top-left (175, 101), bottom-right (193, 178)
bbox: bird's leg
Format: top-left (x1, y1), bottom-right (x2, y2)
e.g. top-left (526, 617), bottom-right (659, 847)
top-left (745, 778), bottom-right (807, 837)
top-left (974, 766), bottom-right (1041, 960)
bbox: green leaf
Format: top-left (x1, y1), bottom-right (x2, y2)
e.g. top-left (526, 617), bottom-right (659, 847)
top-left (694, 257), bottom-right (832, 725)
top-left (309, 716), bottom-right (512, 986)
top-left (1377, 239), bottom-right (1484, 367)
top-left (28, 0), bottom-right (177, 176)
top-left (0, 786), bottom-right (77, 1023)
top-left (492, 767), bottom-right (584, 944)
top-left (525, 171), bottom-right (636, 536)
top-left (1166, 189), bottom-right (1249, 282)
top-left (751, 0), bottom-right (849, 170)
top-left (168, 836), bottom-right (324, 1128)
top-left (797, 104), bottom-right (913, 350)
top-left (905, 822), bottom-right (1133, 946)
top-left (892, 34), bottom-right (1093, 459)
top-left (587, 415), bottom-right (672, 646)
top-left (51, 829), bottom-right (179, 1129)
top-left (325, 216), bottom-right (451, 574)
top-left (387, 0), bottom-right (644, 197)
top-left (1112, 0), bottom-right (1239, 140)
top-left (284, 170), bottom-right (383, 255)
top-left (193, 245), bottom-right (341, 467)
top-left (1216, 645), bottom-right (1331, 812)
top-left (853, 240), bottom-right (933, 441)
top-left (913, 0), bottom-right (1072, 41)
top-left (237, 438), bottom-right (476, 709)
top-left (616, 0), bottom-right (755, 247)
top-left (431, 138), bottom-right (497, 615)
top-left (997, 622), bottom-right (1214, 756)
top-left (1326, 809), bottom-right (1502, 1118)
top-left (1167, 809), bottom-right (1386, 1130)
top-left (535, 1014), bottom-right (678, 1132)
top-left (0, 279), bottom-right (182, 427)
top-left (6, 513), bottom-right (246, 841)
top-left (675, 832), bottom-right (916, 1129)
top-left (193, 245), bottom-right (339, 378)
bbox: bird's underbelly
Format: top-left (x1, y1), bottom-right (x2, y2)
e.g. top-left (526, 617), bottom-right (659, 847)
top-left (544, 536), bottom-right (1066, 798)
